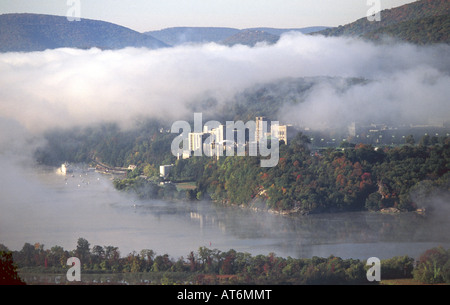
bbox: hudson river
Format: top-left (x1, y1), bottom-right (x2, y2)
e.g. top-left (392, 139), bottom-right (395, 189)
top-left (1, 164), bottom-right (449, 261)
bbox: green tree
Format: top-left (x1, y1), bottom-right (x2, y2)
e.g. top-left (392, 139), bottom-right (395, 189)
top-left (381, 255), bottom-right (415, 279)
top-left (365, 192), bottom-right (382, 211)
top-left (48, 245), bottom-right (67, 269)
top-left (152, 254), bottom-right (172, 272)
top-left (414, 247), bottom-right (450, 284)
top-left (140, 249), bottom-right (155, 271)
top-left (405, 134), bottom-right (415, 145)
top-left (19, 243), bottom-right (38, 267)
top-left (419, 134), bottom-right (431, 147)
top-left (143, 163), bottom-right (158, 179)
top-left (103, 245), bottom-right (120, 271)
top-left (75, 238), bottom-right (91, 266)
top-left (92, 245), bottom-right (105, 259)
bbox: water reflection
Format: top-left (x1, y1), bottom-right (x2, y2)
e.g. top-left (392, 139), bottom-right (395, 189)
top-left (1, 164), bottom-right (449, 261)
top-left (132, 184), bottom-right (450, 260)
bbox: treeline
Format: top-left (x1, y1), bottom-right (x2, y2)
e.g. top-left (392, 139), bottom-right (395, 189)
top-left (2, 239), bottom-right (450, 285)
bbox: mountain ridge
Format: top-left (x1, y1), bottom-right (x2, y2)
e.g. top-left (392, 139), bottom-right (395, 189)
top-left (316, 0), bottom-right (449, 43)
top-left (145, 26), bottom-right (328, 46)
top-left (1, 0), bottom-right (448, 53)
top-left (221, 29), bottom-right (280, 47)
top-left (0, 13), bottom-right (168, 52)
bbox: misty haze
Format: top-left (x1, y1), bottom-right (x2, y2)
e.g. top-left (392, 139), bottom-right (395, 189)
top-left (1, 0), bottom-right (450, 286)
top-left (1, 33), bottom-right (449, 132)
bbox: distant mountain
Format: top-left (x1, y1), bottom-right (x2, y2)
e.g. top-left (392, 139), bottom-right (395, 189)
top-left (0, 13), bottom-right (168, 52)
top-left (246, 26), bottom-right (329, 36)
top-left (145, 27), bottom-right (240, 46)
top-left (145, 26), bottom-right (328, 46)
top-left (316, 0), bottom-right (449, 44)
top-left (0, 13), bottom-right (328, 52)
top-left (221, 29), bottom-right (280, 47)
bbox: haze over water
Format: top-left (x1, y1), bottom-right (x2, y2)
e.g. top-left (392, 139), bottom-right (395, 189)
top-left (1, 163), bottom-right (449, 261)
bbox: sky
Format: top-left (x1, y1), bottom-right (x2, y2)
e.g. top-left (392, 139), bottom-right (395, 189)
top-left (0, 0), bottom-right (418, 32)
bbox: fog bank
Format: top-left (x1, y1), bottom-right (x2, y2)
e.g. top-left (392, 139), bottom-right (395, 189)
top-left (1, 33), bottom-right (449, 136)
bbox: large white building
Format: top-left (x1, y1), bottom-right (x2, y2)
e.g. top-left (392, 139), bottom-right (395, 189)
top-left (271, 123), bottom-right (292, 144)
top-left (188, 132), bottom-right (204, 154)
top-left (255, 116), bottom-right (265, 142)
top-left (185, 118), bottom-right (293, 159)
top-left (159, 165), bottom-right (173, 178)
top-left (189, 125), bottom-right (226, 158)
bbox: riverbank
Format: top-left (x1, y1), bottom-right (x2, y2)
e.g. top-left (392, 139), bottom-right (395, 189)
top-left (219, 196), bottom-right (427, 218)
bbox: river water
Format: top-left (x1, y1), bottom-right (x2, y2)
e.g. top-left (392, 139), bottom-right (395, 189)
top-left (1, 163), bottom-right (449, 261)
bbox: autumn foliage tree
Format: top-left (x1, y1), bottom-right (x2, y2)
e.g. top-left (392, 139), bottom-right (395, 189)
top-left (0, 251), bottom-right (25, 285)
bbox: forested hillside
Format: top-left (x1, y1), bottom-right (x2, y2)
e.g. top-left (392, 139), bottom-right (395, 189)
top-left (194, 134), bottom-right (449, 214)
top-left (221, 29), bottom-right (280, 46)
top-left (317, 0), bottom-right (450, 44)
top-left (0, 13), bottom-right (168, 52)
top-left (145, 27), bottom-right (240, 45)
top-left (364, 14), bottom-right (450, 44)
top-left (145, 26), bottom-right (328, 46)
top-left (34, 120), bottom-right (175, 168)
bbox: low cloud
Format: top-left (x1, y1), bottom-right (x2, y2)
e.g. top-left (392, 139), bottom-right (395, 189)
top-left (0, 32), bottom-right (449, 137)
top-left (281, 65), bottom-right (450, 131)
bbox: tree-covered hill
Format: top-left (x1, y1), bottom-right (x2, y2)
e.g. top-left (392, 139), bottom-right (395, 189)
top-left (220, 29), bottom-right (280, 47)
top-left (144, 27), bottom-right (241, 46)
top-left (193, 134), bottom-right (449, 214)
top-left (364, 14), bottom-right (450, 45)
top-left (316, 0), bottom-right (450, 44)
top-left (145, 26), bottom-right (328, 46)
top-left (0, 13), bottom-right (168, 52)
